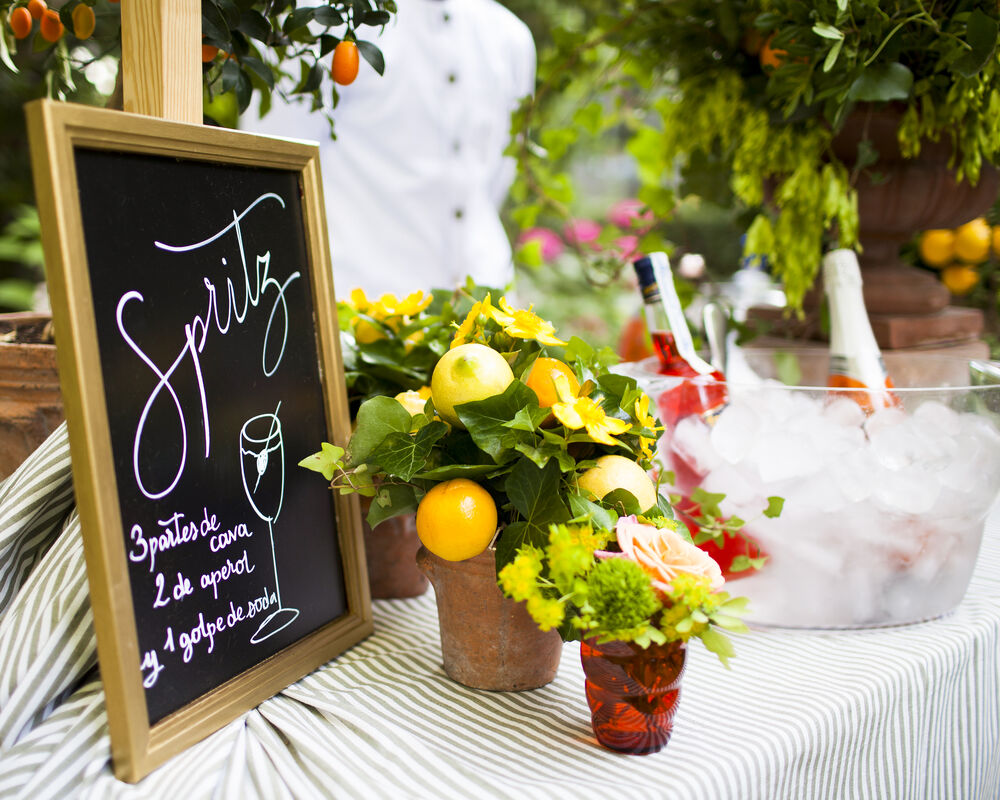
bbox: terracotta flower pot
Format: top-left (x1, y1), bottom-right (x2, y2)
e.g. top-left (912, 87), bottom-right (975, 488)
top-left (580, 636), bottom-right (686, 755)
top-left (359, 497), bottom-right (428, 599)
top-left (0, 313), bottom-right (63, 480)
top-left (416, 546), bottom-right (562, 691)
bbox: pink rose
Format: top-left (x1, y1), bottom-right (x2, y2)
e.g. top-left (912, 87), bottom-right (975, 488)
top-left (614, 235), bottom-right (640, 261)
top-left (563, 218), bottom-right (602, 246)
top-left (517, 227), bottom-right (565, 262)
top-left (608, 198), bottom-right (654, 231)
top-left (615, 515), bottom-right (724, 592)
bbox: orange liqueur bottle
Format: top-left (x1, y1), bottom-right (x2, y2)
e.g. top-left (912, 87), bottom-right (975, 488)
top-left (823, 249), bottom-right (900, 413)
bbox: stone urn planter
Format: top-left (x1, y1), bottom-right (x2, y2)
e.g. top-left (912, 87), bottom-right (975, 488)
top-left (416, 545), bottom-right (562, 691)
top-left (0, 312), bottom-right (63, 480)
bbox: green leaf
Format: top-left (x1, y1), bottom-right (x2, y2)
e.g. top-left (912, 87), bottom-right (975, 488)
top-left (369, 420), bottom-right (448, 481)
top-left (505, 458), bottom-right (569, 534)
top-left (347, 396), bottom-right (412, 464)
top-left (202, 1), bottom-right (231, 43)
top-left (292, 62), bottom-right (324, 95)
top-left (221, 57), bottom-right (241, 93)
top-left (955, 9), bottom-right (999, 78)
top-left (235, 70), bottom-right (253, 114)
top-left (297, 442), bottom-right (345, 482)
top-left (699, 626), bottom-right (735, 668)
top-left (690, 488), bottom-right (725, 518)
top-left (600, 488), bottom-right (643, 516)
top-left (516, 238), bottom-right (544, 268)
top-left (282, 7), bottom-right (315, 34)
top-left (846, 62), bottom-right (913, 103)
top-left (235, 9), bottom-right (271, 42)
top-left (764, 496), bottom-right (785, 518)
top-left (367, 483), bottom-right (418, 528)
top-left (240, 56), bottom-right (274, 90)
top-left (773, 351), bottom-right (801, 387)
top-left (357, 40), bottom-right (385, 76)
top-left (457, 381), bottom-right (541, 461)
top-left (0, 23), bottom-right (18, 73)
top-left (505, 404), bottom-right (550, 433)
top-left (412, 463), bottom-right (496, 481)
top-left (822, 37), bottom-right (843, 73)
top-left (364, 9), bottom-right (392, 26)
top-left (811, 23), bottom-right (843, 41)
top-left (567, 492), bottom-right (616, 531)
top-left (313, 6), bottom-right (345, 26)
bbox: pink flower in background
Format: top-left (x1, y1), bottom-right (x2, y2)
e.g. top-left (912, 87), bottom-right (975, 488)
top-left (614, 235), bottom-right (640, 261)
top-left (608, 198), bottom-right (654, 231)
top-left (563, 218), bottom-right (602, 247)
top-left (517, 227), bottom-right (565, 262)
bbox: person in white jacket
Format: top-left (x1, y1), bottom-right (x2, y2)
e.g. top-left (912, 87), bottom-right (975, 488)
top-left (245, 0), bottom-right (536, 299)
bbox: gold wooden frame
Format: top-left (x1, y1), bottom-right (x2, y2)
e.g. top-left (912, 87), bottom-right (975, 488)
top-left (25, 99), bottom-right (371, 782)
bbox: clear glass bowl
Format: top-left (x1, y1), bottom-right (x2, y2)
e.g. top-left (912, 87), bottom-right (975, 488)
top-left (617, 349), bottom-right (1000, 628)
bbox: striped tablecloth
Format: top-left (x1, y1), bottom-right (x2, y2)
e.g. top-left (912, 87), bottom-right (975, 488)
top-left (0, 424), bottom-right (998, 799)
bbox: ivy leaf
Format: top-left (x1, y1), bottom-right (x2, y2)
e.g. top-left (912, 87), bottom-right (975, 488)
top-left (504, 457), bottom-right (569, 536)
top-left (505, 404), bottom-right (550, 432)
top-left (764, 496), bottom-right (785, 518)
top-left (955, 9), bottom-right (998, 78)
top-left (347, 396), bottom-right (411, 464)
top-left (297, 442), bottom-right (345, 481)
top-left (846, 62), bottom-right (913, 103)
top-left (367, 483), bottom-right (418, 528)
top-left (457, 381), bottom-right (541, 461)
top-left (412, 463), bottom-right (496, 481)
top-left (690, 488), bottom-right (725, 518)
top-left (357, 40), bottom-right (386, 76)
top-left (600, 488), bottom-right (644, 516)
top-left (369, 421), bottom-right (448, 481)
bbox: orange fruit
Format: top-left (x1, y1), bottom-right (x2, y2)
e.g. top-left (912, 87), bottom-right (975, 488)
top-left (941, 264), bottom-right (978, 295)
top-left (331, 40), bottom-right (360, 86)
top-left (9, 6), bottom-right (31, 38)
top-left (430, 343), bottom-right (514, 427)
top-left (524, 357), bottom-right (579, 409)
top-left (27, 0), bottom-right (46, 20)
top-left (993, 226), bottom-right (1000, 258)
top-left (917, 229), bottom-right (955, 268)
top-left (39, 8), bottom-right (62, 42)
top-left (416, 479), bottom-right (498, 561)
top-left (953, 217), bottom-right (991, 263)
top-left (577, 454), bottom-right (657, 512)
top-left (72, 4), bottom-right (94, 40)
top-left (202, 43), bottom-right (219, 62)
top-left (759, 35), bottom-right (787, 71)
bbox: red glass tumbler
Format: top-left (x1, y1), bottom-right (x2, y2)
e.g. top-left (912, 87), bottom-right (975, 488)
top-left (580, 637), bottom-right (686, 755)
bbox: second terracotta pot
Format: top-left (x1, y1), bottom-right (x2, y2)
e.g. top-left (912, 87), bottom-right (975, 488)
top-left (416, 546), bottom-right (562, 691)
top-left (360, 498), bottom-right (428, 599)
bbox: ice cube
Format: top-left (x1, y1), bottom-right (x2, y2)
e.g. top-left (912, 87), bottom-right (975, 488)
top-left (667, 415), bottom-right (721, 478)
top-left (751, 430), bottom-right (823, 483)
top-left (912, 400), bottom-right (962, 436)
top-left (823, 397), bottom-right (867, 429)
top-left (710, 401), bottom-right (761, 464)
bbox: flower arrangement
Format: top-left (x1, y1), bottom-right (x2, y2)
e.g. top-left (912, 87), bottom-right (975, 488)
top-left (337, 284), bottom-right (474, 417)
top-left (303, 290), bottom-right (669, 565)
top-left (510, 0), bottom-right (1000, 309)
top-left (500, 515), bottom-right (749, 666)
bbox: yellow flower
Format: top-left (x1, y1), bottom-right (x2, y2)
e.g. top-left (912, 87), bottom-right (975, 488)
top-left (526, 594), bottom-right (565, 631)
top-left (347, 287), bottom-right (372, 314)
top-left (450, 293), bottom-right (501, 348)
top-left (551, 374), bottom-right (631, 446)
top-left (634, 392), bottom-right (662, 461)
top-left (387, 290), bottom-right (433, 317)
top-left (498, 549), bottom-right (543, 601)
top-left (496, 297), bottom-right (566, 346)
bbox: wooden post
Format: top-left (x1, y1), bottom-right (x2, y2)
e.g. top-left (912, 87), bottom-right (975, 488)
top-left (121, 0), bottom-right (201, 124)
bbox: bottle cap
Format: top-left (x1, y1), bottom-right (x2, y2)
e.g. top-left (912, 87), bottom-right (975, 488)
top-left (822, 249), bottom-right (862, 289)
top-left (632, 255), bottom-right (656, 291)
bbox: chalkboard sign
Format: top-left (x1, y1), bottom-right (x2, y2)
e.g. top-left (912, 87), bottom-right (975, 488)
top-left (26, 100), bottom-right (371, 781)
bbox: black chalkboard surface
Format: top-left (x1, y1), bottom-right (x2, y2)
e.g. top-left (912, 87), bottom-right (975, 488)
top-left (27, 100), bottom-right (370, 781)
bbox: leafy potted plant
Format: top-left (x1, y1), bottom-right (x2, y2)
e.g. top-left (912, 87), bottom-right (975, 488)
top-left (332, 284), bottom-right (475, 598)
top-left (512, 0), bottom-right (1000, 318)
top-left (301, 291), bottom-right (671, 690)
top-left (499, 514), bottom-right (748, 753)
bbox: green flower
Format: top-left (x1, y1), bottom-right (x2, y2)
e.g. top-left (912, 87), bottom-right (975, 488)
top-left (585, 558), bottom-right (662, 634)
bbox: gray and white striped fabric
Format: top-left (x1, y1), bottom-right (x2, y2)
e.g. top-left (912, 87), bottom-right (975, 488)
top-left (0, 424), bottom-right (998, 799)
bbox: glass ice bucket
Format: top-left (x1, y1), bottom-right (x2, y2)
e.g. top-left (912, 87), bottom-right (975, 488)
top-left (617, 350), bottom-right (1000, 628)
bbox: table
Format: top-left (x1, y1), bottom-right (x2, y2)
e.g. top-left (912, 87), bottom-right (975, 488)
top-left (0, 424), bottom-right (997, 799)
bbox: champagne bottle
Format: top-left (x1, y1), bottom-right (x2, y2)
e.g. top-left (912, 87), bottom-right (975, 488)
top-left (632, 252), bottom-right (727, 426)
top-left (823, 249), bottom-right (900, 413)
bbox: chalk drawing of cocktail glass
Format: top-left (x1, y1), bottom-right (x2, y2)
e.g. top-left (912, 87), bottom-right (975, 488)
top-left (240, 402), bottom-right (299, 643)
